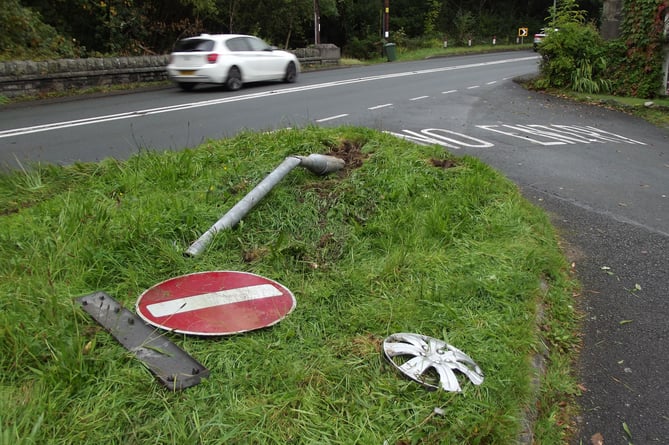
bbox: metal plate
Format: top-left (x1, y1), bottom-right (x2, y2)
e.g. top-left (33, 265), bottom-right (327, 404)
top-left (383, 333), bottom-right (484, 392)
top-left (76, 292), bottom-right (209, 390)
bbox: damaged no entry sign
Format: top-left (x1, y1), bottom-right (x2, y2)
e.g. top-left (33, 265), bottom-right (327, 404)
top-left (136, 271), bottom-right (296, 336)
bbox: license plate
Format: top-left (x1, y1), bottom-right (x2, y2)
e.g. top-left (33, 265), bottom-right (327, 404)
top-left (180, 70), bottom-right (195, 75)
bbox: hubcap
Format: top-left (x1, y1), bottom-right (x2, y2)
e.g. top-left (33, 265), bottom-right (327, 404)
top-left (383, 333), bottom-right (484, 392)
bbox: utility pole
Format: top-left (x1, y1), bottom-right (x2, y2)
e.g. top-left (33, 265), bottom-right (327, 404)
top-left (383, 0), bottom-right (390, 39)
top-left (314, 0), bottom-right (321, 44)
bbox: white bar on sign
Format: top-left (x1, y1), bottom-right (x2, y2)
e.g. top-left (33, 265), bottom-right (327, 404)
top-left (146, 284), bottom-right (282, 317)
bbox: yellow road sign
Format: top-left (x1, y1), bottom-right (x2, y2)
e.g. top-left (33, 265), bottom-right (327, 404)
top-left (518, 27), bottom-right (529, 37)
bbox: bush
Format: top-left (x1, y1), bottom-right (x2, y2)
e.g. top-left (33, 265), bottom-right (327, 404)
top-left (343, 36), bottom-right (382, 60)
top-left (536, 22), bottom-right (611, 93)
top-left (535, 0), bottom-right (611, 94)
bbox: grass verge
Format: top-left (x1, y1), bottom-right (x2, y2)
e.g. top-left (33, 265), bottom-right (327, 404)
top-left (522, 84), bottom-right (669, 129)
top-left (567, 93), bottom-right (669, 129)
top-left (0, 127), bottom-right (579, 444)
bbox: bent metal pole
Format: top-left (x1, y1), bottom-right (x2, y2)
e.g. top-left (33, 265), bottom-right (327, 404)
top-left (185, 154), bottom-right (345, 257)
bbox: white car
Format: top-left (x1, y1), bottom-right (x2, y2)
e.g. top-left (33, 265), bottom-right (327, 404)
top-left (533, 28), bottom-right (558, 51)
top-left (167, 34), bottom-right (300, 91)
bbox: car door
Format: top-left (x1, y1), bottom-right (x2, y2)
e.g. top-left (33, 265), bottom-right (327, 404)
top-left (241, 36), bottom-right (285, 81)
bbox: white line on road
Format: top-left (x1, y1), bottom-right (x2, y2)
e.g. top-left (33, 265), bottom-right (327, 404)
top-left (442, 90), bottom-right (458, 94)
top-left (1, 55), bottom-right (539, 139)
top-left (467, 85), bottom-right (480, 89)
top-left (410, 96), bottom-right (430, 101)
top-left (368, 103), bottom-right (393, 110)
top-left (316, 114), bottom-right (349, 122)
top-left (486, 81), bottom-right (498, 85)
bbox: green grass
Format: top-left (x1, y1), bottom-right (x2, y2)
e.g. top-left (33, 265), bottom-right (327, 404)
top-left (395, 43), bottom-right (532, 62)
top-left (350, 43), bottom-right (532, 66)
top-left (0, 127), bottom-right (579, 444)
top-left (564, 92), bottom-right (669, 128)
top-left (522, 82), bottom-right (669, 129)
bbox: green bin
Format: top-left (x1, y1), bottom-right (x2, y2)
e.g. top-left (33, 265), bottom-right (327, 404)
top-left (384, 43), bottom-right (396, 62)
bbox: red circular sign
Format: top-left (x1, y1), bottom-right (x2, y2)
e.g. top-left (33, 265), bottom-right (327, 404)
top-left (136, 271), bottom-right (296, 336)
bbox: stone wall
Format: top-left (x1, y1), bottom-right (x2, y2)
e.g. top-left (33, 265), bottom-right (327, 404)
top-left (0, 44), bottom-right (341, 99)
top-left (292, 44), bottom-right (341, 66)
top-left (0, 56), bottom-right (170, 98)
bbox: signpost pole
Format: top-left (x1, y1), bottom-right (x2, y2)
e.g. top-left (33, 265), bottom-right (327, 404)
top-left (185, 154), bottom-right (344, 257)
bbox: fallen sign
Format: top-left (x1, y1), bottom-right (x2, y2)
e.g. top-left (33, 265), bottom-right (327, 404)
top-left (185, 153), bottom-right (345, 257)
top-left (76, 292), bottom-right (209, 390)
top-left (136, 271), bottom-right (296, 336)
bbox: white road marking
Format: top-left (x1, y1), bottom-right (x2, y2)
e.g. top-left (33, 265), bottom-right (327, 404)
top-left (410, 96), bottom-right (430, 101)
top-left (477, 124), bottom-right (647, 146)
top-left (316, 114), bottom-right (349, 122)
top-left (387, 125), bottom-right (646, 149)
top-left (386, 128), bottom-right (494, 149)
top-left (486, 81), bottom-right (497, 85)
top-left (146, 284), bottom-right (282, 317)
top-left (467, 85), bottom-right (480, 89)
top-left (442, 90), bottom-right (458, 94)
top-left (1, 55), bottom-right (539, 139)
top-left (369, 103), bottom-right (393, 110)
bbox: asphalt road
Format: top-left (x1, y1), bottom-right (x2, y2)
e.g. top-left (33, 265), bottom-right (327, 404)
top-left (1, 51), bottom-right (667, 443)
top-left (1, 52), bottom-right (539, 167)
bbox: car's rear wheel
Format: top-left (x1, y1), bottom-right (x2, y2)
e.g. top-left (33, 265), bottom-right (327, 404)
top-left (284, 62), bottom-right (297, 83)
top-left (225, 67), bottom-right (243, 91)
top-left (178, 82), bottom-right (197, 91)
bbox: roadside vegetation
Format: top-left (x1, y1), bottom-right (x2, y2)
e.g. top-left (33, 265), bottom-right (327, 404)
top-left (527, 0), bottom-right (669, 127)
top-left (531, 0), bottom-right (667, 99)
top-left (527, 89), bottom-right (669, 128)
top-left (1, 0), bottom-right (564, 59)
top-left (0, 127), bottom-right (580, 444)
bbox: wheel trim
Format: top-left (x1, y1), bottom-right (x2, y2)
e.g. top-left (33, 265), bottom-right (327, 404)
top-left (383, 333), bottom-right (484, 392)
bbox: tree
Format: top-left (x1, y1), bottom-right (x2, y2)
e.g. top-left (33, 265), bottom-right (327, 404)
top-left (453, 9), bottom-right (476, 45)
top-left (7, 0), bottom-right (608, 59)
top-left (0, 0), bottom-right (78, 60)
top-left (424, 0), bottom-right (442, 35)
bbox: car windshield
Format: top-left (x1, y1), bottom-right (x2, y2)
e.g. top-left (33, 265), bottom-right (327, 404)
top-left (174, 39), bottom-right (215, 52)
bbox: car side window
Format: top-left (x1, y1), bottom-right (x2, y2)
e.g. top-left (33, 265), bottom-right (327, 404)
top-left (226, 37), bottom-right (253, 52)
top-left (246, 37), bottom-right (271, 52)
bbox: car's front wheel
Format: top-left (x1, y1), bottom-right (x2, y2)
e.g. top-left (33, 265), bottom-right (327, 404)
top-left (225, 67), bottom-right (243, 91)
top-left (284, 62), bottom-right (298, 83)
